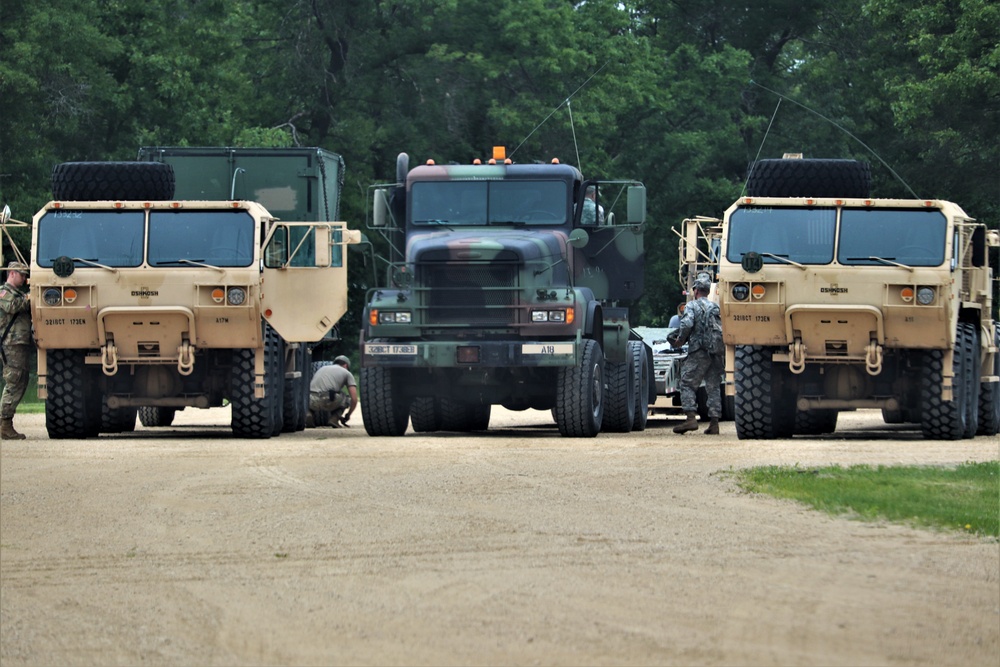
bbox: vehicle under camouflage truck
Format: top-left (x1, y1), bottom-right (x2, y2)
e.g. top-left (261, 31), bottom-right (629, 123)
top-left (30, 148), bottom-right (359, 438)
top-left (709, 156), bottom-right (999, 439)
top-left (359, 148), bottom-right (654, 437)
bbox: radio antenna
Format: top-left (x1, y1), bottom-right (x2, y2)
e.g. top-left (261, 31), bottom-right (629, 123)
top-left (750, 80), bottom-right (919, 198)
top-left (510, 58), bottom-right (612, 165)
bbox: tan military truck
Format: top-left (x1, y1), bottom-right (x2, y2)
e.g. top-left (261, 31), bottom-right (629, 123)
top-left (707, 156), bottom-right (999, 439)
top-left (30, 157), bottom-right (360, 438)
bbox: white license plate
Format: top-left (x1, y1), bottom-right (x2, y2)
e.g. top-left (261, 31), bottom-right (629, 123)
top-left (365, 343), bottom-right (417, 355)
top-left (521, 343), bottom-right (574, 355)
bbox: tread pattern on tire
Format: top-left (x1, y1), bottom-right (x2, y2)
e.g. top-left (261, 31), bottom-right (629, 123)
top-left (920, 346), bottom-right (964, 440)
top-left (734, 345), bottom-right (791, 439)
top-left (360, 365), bottom-right (410, 436)
top-left (978, 328), bottom-right (1000, 436)
top-left (101, 400), bottom-right (137, 433)
top-left (961, 322), bottom-right (980, 438)
top-left (45, 349), bottom-right (98, 439)
top-left (630, 341), bottom-right (650, 432)
top-left (410, 397), bottom-right (442, 432)
top-left (745, 159), bottom-right (871, 198)
top-left (794, 409), bottom-right (838, 435)
top-left (555, 339), bottom-right (604, 437)
top-left (52, 162), bottom-right (175, 201)
top-left (138, 406), bottom-right (176, 427)
top-left (602, 356), bottom-right (635, 433)
top-left (230, 334), bottom-right (279, 439)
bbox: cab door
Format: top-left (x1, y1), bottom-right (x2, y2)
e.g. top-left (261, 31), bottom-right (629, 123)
top-left (261, 221), bottom-right (360, 342)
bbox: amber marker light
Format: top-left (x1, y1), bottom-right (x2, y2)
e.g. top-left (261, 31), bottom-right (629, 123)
top-left (369, 309), bottom-right (379, 326)
top-left (114, 202), bottom-right (124, 209)
top-left (63, 288), bottom-right (78, 304)
top-left (565, 307), bottom-right (575, 324)
top-left (900, 287), bottom-right (914, 303)
top-left (492, 146), bottom-right (507, 162)
top-left (264, 308), bottom-right (273, 318)
top-left (751, 284), bottom-right (766, 299)
top-left (211, 288), bottom-right (225, 303)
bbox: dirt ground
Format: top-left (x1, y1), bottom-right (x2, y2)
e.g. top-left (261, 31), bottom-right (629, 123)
top-left (1, 406), bottom-right (997, 667)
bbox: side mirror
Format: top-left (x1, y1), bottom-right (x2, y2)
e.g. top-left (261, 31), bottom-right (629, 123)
top-left (373, 188), bottom-right (389, 227)
top-left (1, 205), bottom-right (10, 225)
top-left (627, 185), bottom-right (646, 224)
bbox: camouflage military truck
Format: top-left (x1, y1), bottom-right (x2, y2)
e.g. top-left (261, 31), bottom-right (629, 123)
top-left (359, 147), bottom-right (654, 437)
top-left (711, 156), bottom-right (999, 439)
top-left (30, 148), bottom-right (360, 439)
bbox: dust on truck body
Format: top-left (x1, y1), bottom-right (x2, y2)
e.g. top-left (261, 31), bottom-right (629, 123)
top-left (714, 158), bottom-right (999, 439)
top-left (30, 147), bottom-right (360, 439)
top-left (360, 149), bottom-right (654, 437)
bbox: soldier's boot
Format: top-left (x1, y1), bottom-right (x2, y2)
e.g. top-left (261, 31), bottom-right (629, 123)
top-left (704, 418), bottom-right (719, 435)
top-left (673, 412), bottom-right (699, 434)
top-left (305, 411), bottom-right (316, 428)
top-left (1, 418), bottom-right (26, 440)
top-left (328, 407), bottom-right (345, 427)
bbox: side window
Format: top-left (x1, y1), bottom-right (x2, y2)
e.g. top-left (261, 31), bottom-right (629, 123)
top-left (265, 226), bottom-right (287, 268)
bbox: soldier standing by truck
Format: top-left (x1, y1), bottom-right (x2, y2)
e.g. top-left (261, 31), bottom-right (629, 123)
top-left (669, 276), bottom-right (724, 435)
top-left (0, 261), bottom-right (32, 439)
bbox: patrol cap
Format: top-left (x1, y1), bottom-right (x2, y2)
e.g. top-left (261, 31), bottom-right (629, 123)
top-left (5, 260), bottom-right (29, 276)
top-left (334, 355), bottom-right (350, 368)
top-left (693, 276), bottom-right (712, 292)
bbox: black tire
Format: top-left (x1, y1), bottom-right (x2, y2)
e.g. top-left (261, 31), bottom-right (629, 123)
top-left (978, 327), bottom-right (1000, 436)
top-left (602, 356), bottom-right (635, 433)
top-left (630, 340), bottom-right (650, 432)
top-left (734, 346), bottom-right (793, 439)
top-left (961, 323), bottom-right (980, 438)
top-left (230, 340), bottom-right (280, 439)
top-left (101, 398), bottom-right (137, 433)
top-left (360, 367), bottom-right (410, 436)
top-left (745, 158), bottom-right (871, 198)
top-left (267, 329), bottom-right (285, 437)
top-left (52, 162), bottom-right (175, 201)
top-left (138, 406), bottom-right (176, 427)
top-left (555, 339), bottom-right (604, 437)
top-left (45, 349), bottom-right (99, 439)
top-left (410, 397), bottom-right (442, 433)
top-left (794, 409), bottom-right (838, 435)
top-left (281, 349), bottom-right (304, 433)
top-left (920, 345), bottom-right (965, 440)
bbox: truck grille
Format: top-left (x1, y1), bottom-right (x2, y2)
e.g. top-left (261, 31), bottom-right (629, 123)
top-left (420, 263), bottom-right (518, 325)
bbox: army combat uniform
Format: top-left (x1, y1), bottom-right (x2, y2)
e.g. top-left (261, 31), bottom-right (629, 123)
top-left (670, 292), bottom-right (724, 434)
top-left (1, 263), bottom-right (33, 439)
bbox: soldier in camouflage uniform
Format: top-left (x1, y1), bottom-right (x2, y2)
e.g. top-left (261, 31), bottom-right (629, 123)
top-left (669, 277), bottom-right (724, 435)
top-left (0, 260), bottom-right (32, 439)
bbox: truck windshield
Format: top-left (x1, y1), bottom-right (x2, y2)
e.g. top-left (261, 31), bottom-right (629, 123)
top-left (411, 180), bottom-right (567, 226)
top-left (726, 207), bottom-right (836, 264)
top-left (35, 210), bottom-right (145, 267)
top-left (838, 208), bottom-right (946, 266)
top-left (148, 210), bottom-right (255, 267)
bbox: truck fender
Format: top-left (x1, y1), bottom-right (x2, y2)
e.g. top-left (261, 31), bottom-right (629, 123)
top-left (584, 301), bottom-right (603, 349)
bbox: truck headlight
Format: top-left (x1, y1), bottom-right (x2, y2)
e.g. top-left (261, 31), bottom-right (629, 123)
top-left (227, 287), bottom-right (247, 305)
top-left (916, 286), bottom-right (935, 305)
top-left (379, 311), bottom-right (412, 323)
top-left (731, 283), bottom-right (750, 301)
top-left (43, 288), bottom-right (62, 306)
top-left (531, 308), bottom-right (573, 323)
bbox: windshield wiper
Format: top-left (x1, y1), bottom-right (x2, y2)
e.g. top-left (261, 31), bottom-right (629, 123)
top-left (414, 219), bottom-right (454, 229)
top-left (758, 252), bottom-right (806, 270)
top-left (63, 258), bottom-right (119, 274)
top-left (157, 259), bottom-right (225, 272)
top-left (845, 256), bottom-right (915, 271)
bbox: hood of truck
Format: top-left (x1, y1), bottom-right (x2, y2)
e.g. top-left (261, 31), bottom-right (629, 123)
top-left (406, 229), bottom-right (570, 280)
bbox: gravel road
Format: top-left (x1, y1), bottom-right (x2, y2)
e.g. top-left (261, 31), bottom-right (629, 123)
top-left (1, 407), bottom-right (997, 666)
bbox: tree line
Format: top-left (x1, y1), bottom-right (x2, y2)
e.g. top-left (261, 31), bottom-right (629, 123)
top-left (2, 0), bottom-right (997, 326)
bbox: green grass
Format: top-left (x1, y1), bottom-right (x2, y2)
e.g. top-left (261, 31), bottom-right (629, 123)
top-left (735, 461), bottom-right (1000, 537)
top-left (0, 373), bottom-right (45, 413)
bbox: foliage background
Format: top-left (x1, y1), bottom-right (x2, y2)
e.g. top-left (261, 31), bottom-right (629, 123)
top-left (2, 0), bottom-right (998, 334)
